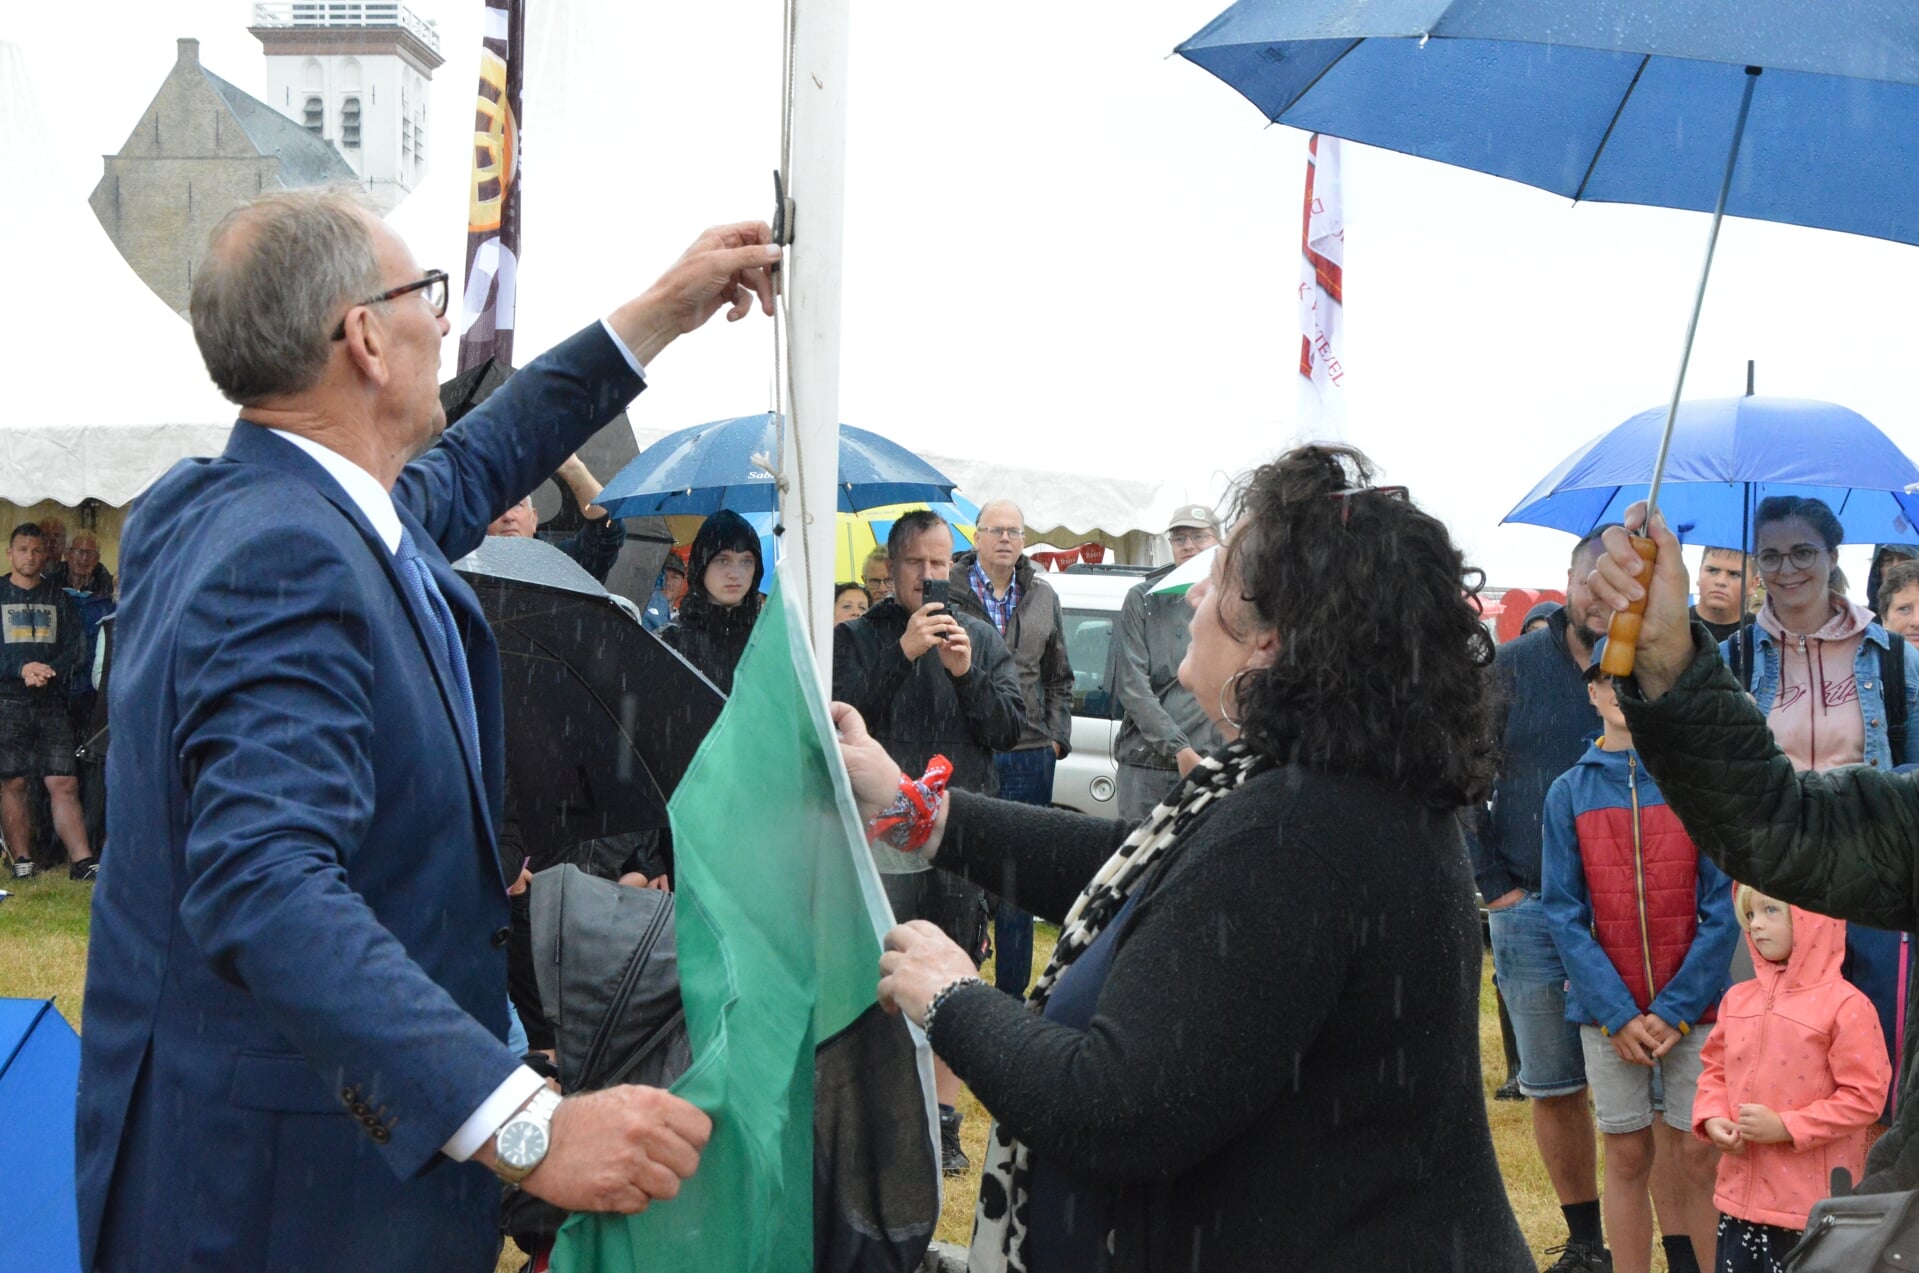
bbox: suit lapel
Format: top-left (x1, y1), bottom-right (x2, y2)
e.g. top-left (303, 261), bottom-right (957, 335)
top-left (227, 424), bottom-right (506, 885)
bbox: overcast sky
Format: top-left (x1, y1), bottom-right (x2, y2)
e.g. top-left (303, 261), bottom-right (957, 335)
top-left (7, 0), bottom-right (1919, 588)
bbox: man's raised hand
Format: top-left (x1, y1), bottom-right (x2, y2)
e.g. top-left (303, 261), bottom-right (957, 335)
top-left (610, 221), bottom-right (782, 366)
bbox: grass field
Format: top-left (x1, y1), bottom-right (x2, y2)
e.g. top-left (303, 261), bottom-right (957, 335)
top-left (4, 887), bottom-right (1675, 1271)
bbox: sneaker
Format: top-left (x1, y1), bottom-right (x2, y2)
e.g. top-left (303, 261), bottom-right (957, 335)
top-left (939, 1106), bottom-right (970, 1176)
top-left (1542, 1241), bottom-right (1613, 1272)
top-left (69, 858), bottom-right (100, 882)
top-left (1494, 1072), bottom-right (1524, 1102)
top-left (11, 858), bottom-right (35, 880)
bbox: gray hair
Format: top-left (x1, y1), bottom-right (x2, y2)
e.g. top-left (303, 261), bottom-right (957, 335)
top-left (190, 187), bottom-right (385, 404)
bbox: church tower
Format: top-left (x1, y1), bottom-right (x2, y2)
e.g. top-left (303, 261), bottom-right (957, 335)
top-left (249, 3), bottom-right (445, 212)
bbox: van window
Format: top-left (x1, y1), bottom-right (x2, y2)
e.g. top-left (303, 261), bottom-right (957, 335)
top-left (1062, 608), bottom-right (1123, 720)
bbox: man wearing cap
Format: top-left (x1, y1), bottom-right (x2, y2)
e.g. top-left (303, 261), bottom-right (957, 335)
top-left (1111, 505), bottom-right (1225, 820)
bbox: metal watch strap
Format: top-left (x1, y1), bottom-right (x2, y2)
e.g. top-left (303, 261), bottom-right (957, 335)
top-left (491, 1086), bottom-right (562, 1186)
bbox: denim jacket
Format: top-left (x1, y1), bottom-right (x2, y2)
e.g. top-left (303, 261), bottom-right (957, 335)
top-left (1720, 621), bottom-right (1919, 771)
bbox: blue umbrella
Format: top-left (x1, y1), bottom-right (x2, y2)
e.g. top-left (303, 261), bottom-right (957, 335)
top-left (1505, 397), bottom-right (1919, 548)
top-left (1176, 3), bottom-right (1919, 246)
top-left (1177, 2), bottom-right (1919, 670)
top-left (598, 413), bottom-right (957, 518)
top-left (2, 999), bottom-right (81, 1269)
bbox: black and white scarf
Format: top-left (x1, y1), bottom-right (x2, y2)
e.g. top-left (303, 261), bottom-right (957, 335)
top-left (966, 741), bottom-right (1271, 1273)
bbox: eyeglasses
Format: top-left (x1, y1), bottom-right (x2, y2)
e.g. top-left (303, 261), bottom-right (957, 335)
top-left (331, 270), bottom-right (450, 341)
top-left (977, 526), bottom-right (1025, 540)
top-left (1168, 529), bottom-right (1216, 548)
top-left (1328, 484), bottom-right (1409, 526)
top-left (1756, 544), bottom-right (1824, 573)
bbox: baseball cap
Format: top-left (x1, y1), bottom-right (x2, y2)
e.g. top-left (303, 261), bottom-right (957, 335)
top-left (1166, 504), bottom-right (1220, 535)
top-left (1584, 636), bottom-right (1611, 681)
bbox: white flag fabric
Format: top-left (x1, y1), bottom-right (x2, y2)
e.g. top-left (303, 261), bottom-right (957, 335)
top-left (1297, 134), bottom-right (1346, 442)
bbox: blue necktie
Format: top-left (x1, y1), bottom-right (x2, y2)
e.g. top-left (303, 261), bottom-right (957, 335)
top-left (396, 528), bottom-right (482, 776)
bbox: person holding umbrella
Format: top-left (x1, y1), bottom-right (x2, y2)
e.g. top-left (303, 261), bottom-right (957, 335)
top-left (836, 446), bottom-right (1531, 1271)
top-left (660, 510), bottom-right (763, 694)
top-left (1589, 505), bottom-right (1919, 1197)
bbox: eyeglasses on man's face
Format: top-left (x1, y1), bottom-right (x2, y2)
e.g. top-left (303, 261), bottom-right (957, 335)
top-left (977, 526), bottom-right (1025, 541)
top-left (331, 270), bottom-right (450, 341)
top-left (1168, 529), bottom-right (1216, 548)
top-left (1756, 544), bottom-right (1824, 574)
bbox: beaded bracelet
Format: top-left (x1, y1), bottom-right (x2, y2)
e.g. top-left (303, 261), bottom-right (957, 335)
top-left (866, 754), bottom-right (954, 853)
top-left (921, 975), bottom-right (987, 1040)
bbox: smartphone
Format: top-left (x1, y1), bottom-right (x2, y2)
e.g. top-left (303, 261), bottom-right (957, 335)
top-left (921, 579), bottom-right (949, 610)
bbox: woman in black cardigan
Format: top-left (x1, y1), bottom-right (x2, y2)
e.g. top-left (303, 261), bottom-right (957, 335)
top-left (660, 509), bottom-right (762, 694)
top-left (835, 445), bottom-right (1532, 1272)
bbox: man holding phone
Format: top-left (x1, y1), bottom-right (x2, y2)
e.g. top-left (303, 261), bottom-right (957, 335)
top-left (832, 508), bottom-right (1024, 1172)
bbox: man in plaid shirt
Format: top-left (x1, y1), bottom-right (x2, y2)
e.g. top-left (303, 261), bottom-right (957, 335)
top-left (951, 499), bottom-right (1074, 1000)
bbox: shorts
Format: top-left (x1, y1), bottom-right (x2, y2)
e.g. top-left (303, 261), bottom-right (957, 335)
top-left (1487, 891), bottom-right (1588, 1097)
top-left (0, 695), bottom-right (76, 779)
top-left (1579, 1023), bottom-right (1711, 1134)
top-left (882, 868), bottom-right (991, 967)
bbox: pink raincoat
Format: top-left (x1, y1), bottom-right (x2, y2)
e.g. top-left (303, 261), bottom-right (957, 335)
top-left (1693, 903), bottom-right (1892, 1228)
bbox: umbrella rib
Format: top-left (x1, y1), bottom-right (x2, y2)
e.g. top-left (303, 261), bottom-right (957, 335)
top-left (1281, 39), bottom-right (1366, 121)
top-left (1572, 54), bottom-right (1650, 204)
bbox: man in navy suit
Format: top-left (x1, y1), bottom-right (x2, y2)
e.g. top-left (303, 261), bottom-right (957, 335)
top-left (76, 189), bottom-right (781, 1270)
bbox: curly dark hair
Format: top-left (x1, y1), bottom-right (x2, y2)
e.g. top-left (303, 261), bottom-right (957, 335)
top-left (1217, 445), bottom-right (1498, 809)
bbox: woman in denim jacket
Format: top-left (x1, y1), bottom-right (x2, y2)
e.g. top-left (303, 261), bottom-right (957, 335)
top-left (1721, 496), bottom-right (1919, 774)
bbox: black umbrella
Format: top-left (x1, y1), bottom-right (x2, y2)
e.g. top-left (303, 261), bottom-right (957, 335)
top-left (454, 536), bottom-right (724, 866)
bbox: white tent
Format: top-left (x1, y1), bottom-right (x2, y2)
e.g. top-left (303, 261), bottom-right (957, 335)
top-left (0, 40), bottom-right (235, 508)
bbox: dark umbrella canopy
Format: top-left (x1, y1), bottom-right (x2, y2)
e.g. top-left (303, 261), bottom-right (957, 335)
top-left (1176, 1), bottom-right (1919, 245)
top-left (454, 536), bottom-right (724, 865)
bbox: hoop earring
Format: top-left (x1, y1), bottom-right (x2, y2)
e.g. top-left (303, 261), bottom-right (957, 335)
top-left (1218, 676), bottom-right (1245, 731)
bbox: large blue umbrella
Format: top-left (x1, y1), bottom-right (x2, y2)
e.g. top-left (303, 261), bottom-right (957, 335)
top-left (1178, 2), bottom-right (1919, 670)
top-left (1175, 2), bottom-right (1919, 246)
top-left (598, 413), bottom-right (957, 518)
top-left (1505, 396), bottom-right (1919, 548)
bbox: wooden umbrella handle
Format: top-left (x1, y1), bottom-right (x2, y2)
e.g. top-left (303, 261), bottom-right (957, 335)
top-left (1600, 537), bottom-right (1662, 677)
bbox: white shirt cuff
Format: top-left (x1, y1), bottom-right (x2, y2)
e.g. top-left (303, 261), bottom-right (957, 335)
top-left (599, 318), bottom-right (649, 382)
top-left (442, 1064), bottom-right (546, 1162)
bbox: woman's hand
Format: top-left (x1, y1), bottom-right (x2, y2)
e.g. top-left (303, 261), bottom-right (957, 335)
top-left (1588, 504), bottom-right (1695, 698)
top-left (877, 920), bottom-right (980, 1028)
top-left (832, 702), bottom-right (904, 818)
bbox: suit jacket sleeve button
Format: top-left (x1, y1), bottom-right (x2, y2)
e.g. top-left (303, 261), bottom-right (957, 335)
top-left (491, 926), bottom-right (512, 949)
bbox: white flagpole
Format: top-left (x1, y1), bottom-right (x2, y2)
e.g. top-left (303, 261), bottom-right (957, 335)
top-left (780, 0), bottom-right (850, 673)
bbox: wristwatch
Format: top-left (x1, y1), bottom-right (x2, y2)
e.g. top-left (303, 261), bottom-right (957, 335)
top-left (490, 1087), bottom-right (562, 1186)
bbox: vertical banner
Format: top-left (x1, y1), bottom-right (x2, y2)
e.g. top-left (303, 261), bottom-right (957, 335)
top-left (459, 0), bottom-right (524, 372)
top-left (1297, 133), bottom-right (1346, 442)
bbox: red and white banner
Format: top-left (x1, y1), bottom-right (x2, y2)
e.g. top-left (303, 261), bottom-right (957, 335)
top-left (1297, 133), bottom-right (1346, 441)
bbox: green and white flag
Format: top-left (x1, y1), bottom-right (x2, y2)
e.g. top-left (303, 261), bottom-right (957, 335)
top-left (1149, 544), bottom-right (1218, 595)
top-left (552, 561), bottom-right (939, 1273)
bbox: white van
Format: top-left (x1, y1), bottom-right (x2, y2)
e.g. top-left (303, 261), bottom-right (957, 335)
top-left (1045, 565), bottom-right (1157, 814)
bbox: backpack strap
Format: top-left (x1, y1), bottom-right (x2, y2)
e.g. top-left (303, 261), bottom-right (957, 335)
top-left (1883, 637), bottom-right (1909, 759)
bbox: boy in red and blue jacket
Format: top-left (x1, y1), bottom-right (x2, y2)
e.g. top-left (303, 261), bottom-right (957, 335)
top-left (1541, 637), bottom-right (1741, 1273)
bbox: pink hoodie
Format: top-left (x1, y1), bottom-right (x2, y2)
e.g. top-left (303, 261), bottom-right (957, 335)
top-left (1693, 902), bottom-right (1892, 1228)
top-left (1755, 595), bottom-right (1873, 772)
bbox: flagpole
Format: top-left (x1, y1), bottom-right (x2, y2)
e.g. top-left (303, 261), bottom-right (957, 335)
top-left (778, 0), bottom-right (849, 672)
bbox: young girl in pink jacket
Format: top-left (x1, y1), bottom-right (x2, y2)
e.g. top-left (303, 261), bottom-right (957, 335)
top-left (1693, 887), bottom-right (1892, 1272)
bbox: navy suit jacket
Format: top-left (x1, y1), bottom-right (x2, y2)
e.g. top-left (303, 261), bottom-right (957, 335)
top-left (75, 325), bottom-right (642, 1270)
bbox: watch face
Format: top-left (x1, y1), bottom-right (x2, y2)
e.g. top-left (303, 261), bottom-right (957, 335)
top-left (499, 1119), bottom-right (548, 1170)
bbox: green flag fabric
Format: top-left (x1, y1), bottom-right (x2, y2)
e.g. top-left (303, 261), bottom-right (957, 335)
top-left (553, 566), bottom-right (939, 1273)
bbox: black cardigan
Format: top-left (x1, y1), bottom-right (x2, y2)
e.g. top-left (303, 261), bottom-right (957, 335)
top-left (928, 770), bottom-right (1531, 1272)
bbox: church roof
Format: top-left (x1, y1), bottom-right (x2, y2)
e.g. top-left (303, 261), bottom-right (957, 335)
top-left (200, 67), bottom-right (355, 186)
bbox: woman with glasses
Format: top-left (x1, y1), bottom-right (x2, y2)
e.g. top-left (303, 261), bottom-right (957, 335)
top-left (834, 446), bottom-right (1531, 1271)
top-left (1726, 496), bottom-right (1919, 774)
